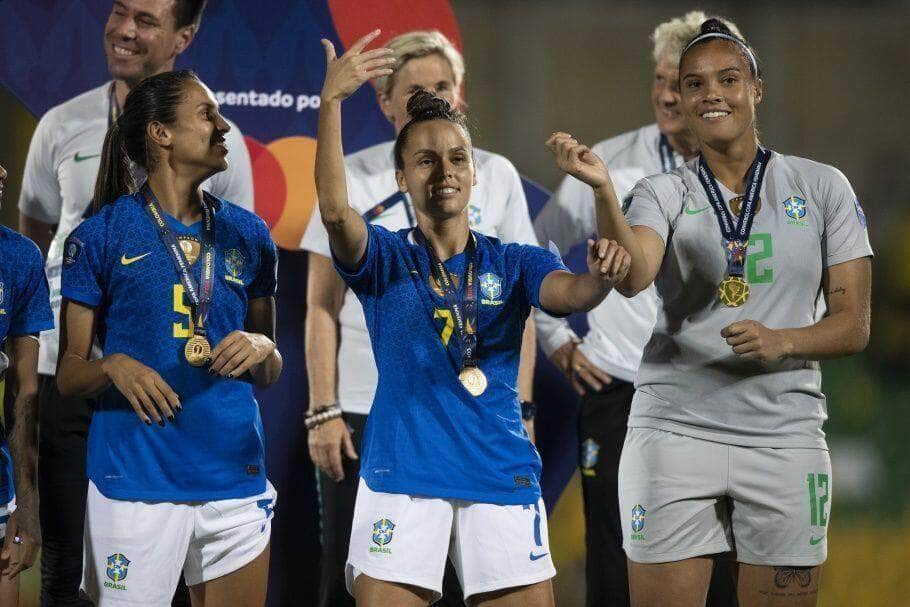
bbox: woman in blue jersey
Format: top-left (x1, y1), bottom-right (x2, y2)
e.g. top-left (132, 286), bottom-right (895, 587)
top-left (314, 31), bottom-right (630, 607)
top-left (0, 161), bottom-right (54, 606)
top-left (549, 19), bottom-right (872, 607)
top-left (56, 71), bottom-right (282, 607)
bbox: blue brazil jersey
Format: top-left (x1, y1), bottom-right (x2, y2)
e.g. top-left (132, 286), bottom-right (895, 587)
top-left (335, 224), bottom-right (567, 505)
top-left (61, 192), bottom-right (277, 502)
top-left (0, 225), bottom-right (54, 504)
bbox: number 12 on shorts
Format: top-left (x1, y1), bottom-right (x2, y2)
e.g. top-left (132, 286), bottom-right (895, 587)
top-left (807, 472), bottom-right (829, 527)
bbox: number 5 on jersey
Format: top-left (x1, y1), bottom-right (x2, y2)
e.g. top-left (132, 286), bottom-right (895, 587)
top-left (173, 284), bottom-right (194, 338)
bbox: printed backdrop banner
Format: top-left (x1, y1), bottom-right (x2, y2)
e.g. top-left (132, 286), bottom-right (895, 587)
top-left (0, 1), bottom-right (583, 603)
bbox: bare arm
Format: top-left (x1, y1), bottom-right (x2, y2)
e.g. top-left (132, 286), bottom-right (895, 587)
top-left (57, 299), bottom-right (179, 424)
top-left (305, 253), bottom-right (358, 481)
top-left (517, 317), bottom-right (535, 403)
top-left (316, 31), bottom-right (394, 270)
top-left (1, 336), bottom-right (41, 575)
top-left (722, 257), bottom-right (872, 362)
top-left (18, 213), bottom-right (54, 259)
top-left (546, 132), bottom-right (665, 296)
top-left (538, 239), bottom-right (631, 316)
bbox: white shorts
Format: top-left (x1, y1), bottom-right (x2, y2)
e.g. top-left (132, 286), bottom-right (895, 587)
top-left (619, 427), bottom-right (831, 566)
top-left (346, 479), bottom-right (555, 602)
top-left (81, 480), bottom-right (276, 606)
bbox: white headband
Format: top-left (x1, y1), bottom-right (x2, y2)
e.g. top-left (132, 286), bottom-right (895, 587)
top-left (683, 32), bottom-right (758, 76)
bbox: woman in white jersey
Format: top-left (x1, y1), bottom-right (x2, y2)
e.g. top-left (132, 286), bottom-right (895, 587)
top-left (549, 19), bottom-right (872, 607)
top-left (301, 29), bottom-right (538, 607)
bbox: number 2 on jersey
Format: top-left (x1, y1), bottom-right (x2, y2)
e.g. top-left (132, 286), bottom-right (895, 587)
top-left (173, 284), bottom-right (194, 338)
top-left (747, 233), bottom-right (774, 284)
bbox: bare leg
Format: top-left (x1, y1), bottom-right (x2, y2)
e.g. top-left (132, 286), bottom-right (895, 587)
top-left (470, 579), bottom-right (555, 607)
top-left (0, 572), bottom-right (18, 607)
top-left (188, 543), bottom-right (270, 607)
top-left (628, 557), bottom-right (714, 607)
top-left (354, 574), bottom-right (435, 607)
top-left (736, 564), bottom-right (820, 607)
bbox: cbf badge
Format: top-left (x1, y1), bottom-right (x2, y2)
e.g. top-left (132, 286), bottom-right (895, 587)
top-left (62, 235), bottom-right (83, 268)
top-left (580, 438), bottom-right (600, 477)
top-left (370, 518), bottom-right (395, 554)
top-left (479, 273), bottom-right (503, 305)
top-left (104, 553), bottom-right (130, 591)
top-left (630, 505), bottom-right (646, 541)
top-left (783, 196), bottom-right (808, 227)
top-left (224, 248), bottom-right (245, 285)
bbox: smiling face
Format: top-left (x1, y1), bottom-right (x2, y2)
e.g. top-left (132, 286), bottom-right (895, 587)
top-left (680, 39), bottom-right (762, 150)
top-left (149, 79), bottom-right (230, 179)
top-left (104, 0), bottom-right (194, 86)
top-left (651, 60), bottom-right (688, 139)
top-left (395, 119), bottom-right (475, 220)
top-left (380, 53), bottom-right (460, 134)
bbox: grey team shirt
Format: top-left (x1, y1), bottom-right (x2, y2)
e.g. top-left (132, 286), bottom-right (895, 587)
top-left (534, 123), bottom-right (677, 381)
top-left (626, 151), bottom-right (872, 449)
top-left (18, 82), bottom-right (255, 375)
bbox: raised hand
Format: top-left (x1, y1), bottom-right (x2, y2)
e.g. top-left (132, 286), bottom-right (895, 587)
top-left (586, 238), bottom-right (631, 286)
top-left (101, 353), bottom-right (180, 425)
top-left (320, 29), bottom-right (395, 103)
top-left (546, 131), bottom-right (613, 190)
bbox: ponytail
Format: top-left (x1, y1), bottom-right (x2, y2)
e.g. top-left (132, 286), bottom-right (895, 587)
top-left (93, 120), bottom-right (136, 213)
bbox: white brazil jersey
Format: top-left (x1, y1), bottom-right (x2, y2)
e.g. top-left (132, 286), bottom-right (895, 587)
top-left (533, 123), bottom-right (681, 382)
top-left (18, 82), bottom-right (255, 375)
top-left (301, 140), bottom-right (538, 415)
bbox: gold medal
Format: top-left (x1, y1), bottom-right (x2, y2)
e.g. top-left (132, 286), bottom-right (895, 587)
top-left (184, 335), bottom-right (211, 367)
top-left (717, 275), bottom-right (750, 307)
top-left (458, 366), bottom-right (488, 396)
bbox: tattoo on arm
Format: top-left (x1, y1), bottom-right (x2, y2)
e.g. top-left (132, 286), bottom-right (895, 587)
top-left (826, 286), bottom-right (847, 296)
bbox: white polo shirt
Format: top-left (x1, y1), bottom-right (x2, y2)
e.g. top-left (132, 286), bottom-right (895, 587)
top-left (19, 81), bottom-right (255, 375)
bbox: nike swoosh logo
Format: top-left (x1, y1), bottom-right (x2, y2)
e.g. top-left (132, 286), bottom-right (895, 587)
top-left (684, 204), bottom-right (710, 215)
top-left (74, 152), bottom-right (101, 163)
top-left (121, 253), bottom-right (151, 265)
top-left (529, 551), bottom-right (549, 561)
top-left (809, 535), bottom-right (825, 546)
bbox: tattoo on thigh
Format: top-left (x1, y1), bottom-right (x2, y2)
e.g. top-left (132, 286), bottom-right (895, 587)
top-left (774, 567), bottom-right (812, 589)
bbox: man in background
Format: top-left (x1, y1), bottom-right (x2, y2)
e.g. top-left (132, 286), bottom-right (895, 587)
top-left (17, 2), bottom-right (254, 604)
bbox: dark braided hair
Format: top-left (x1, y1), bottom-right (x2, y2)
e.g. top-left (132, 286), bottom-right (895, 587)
top-left (680, 18), bottom-right (761, 79)
top-left (93, 70), bottom-right (200, 211)
top-left (393, 90), bottom-right (470, 170)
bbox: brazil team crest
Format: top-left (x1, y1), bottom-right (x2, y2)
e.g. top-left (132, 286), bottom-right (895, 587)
top-left (370, 518), bottom-right (395, 554)
top-left (580, 438), bottom-right (599, 477)
top-left (630, 505), bottom-right (646, 541)
top-left (479, 273), bottom-right (503, 305)
top-left (468, 204), bottom-right (482, 228)
top-left (105, 553), bottom-right (130, 590)
top-left (224, 248), bottom-right (245, 285)
top-left (783, 196), bottom-right (808, 226)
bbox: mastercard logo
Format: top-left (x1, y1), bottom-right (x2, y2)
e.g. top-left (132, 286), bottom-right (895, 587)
top-left (245, 0), bottom-right (460, 251)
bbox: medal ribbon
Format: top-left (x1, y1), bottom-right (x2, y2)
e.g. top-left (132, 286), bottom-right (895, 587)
top-left (696, 147), bottom-right (771, 276)
top-left (140, 183), bottom-right (215, 337)
top-left (415, 230), bottom-right (478, 371)
top-left (361, 191), bottom-right (415, 227)
top-left (658, 133), bottom-right (678, 173)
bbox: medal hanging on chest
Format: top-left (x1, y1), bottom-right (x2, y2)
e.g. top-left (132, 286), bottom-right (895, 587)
top-left (696, 148), bottom-right (771, 308)
top-left (416, 230), bottom-right (486, 396)
top-left (140, 183), bottom-right (216, 366)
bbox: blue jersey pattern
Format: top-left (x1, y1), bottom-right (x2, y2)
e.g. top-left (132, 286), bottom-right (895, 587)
top-left (61, 192), bottom-right (277, 502)
top-left (335, 224), bottom-right (567, 505)
top-left (0, 225), bottom-right (54, 504)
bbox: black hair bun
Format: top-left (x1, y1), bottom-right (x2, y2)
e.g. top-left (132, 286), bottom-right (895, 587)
top-left (406, 89), bottom-right (453, 120)
top-left (700, 17), bottom-right (734, 37)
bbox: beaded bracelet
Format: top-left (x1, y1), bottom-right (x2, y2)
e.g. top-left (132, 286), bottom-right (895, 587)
top-left (305, 404), bottom-right (343, 430)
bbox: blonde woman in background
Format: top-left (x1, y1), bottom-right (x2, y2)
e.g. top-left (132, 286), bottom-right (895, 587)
top-left (301, 30), bottom-right (540, 607)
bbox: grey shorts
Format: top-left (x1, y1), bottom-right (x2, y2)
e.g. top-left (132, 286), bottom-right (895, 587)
top-left (618, 427), bottom-right (831, 566)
